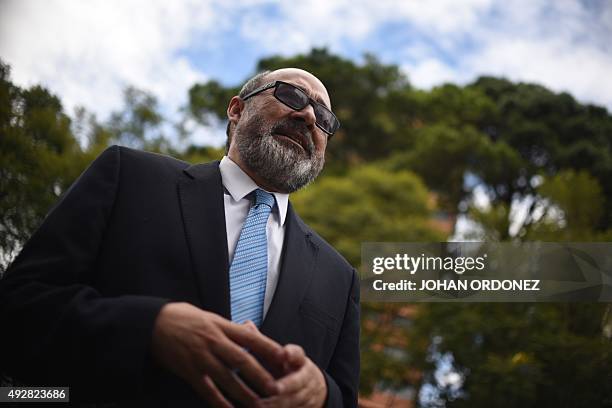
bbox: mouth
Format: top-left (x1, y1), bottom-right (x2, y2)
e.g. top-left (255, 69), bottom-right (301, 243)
top-left (273, 132), bottom-right (307, 152)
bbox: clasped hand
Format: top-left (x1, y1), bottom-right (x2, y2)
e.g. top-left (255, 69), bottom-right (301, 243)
top-left (151, 302), bottom-right (326, 407)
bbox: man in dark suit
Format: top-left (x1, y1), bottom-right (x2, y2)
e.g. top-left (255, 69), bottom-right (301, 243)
top-left (0, 68), bottom-right (359, 407)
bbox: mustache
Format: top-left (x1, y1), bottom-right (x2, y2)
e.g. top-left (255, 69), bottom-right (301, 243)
top-left (270, 119), bottom-right (314, 155)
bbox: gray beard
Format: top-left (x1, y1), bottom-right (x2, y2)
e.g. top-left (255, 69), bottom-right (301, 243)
top-left (234, 116), bottom-right (325, 193)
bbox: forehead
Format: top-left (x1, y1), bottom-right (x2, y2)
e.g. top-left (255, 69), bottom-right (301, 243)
top-left (267, 69), bottom-right (331, 108)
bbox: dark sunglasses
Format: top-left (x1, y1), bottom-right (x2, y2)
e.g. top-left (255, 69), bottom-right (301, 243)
top-left (241, 80), bottom-right (340, 136)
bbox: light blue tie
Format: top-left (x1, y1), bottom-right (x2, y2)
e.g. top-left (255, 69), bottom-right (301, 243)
top-left (230, 188), bottom-right (275, 327)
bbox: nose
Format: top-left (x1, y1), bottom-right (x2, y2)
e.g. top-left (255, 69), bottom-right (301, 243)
top-left (289, 102), bottom-right (317, 128)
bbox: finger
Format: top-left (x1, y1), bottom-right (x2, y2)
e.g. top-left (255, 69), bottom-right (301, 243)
top-left (209, 334), bottom-right (279, 397)
top-left (224, 322), bottom-right (286, 367)
top-left (284, 344), bottom-right (305, 363)
top-left (190, 374), bottom-right (233, 408)
top-left (259, 395), bottom-right (290, 408)
top-left (243, 320), bottom-right (259, 332)
top-left (277, 363), bottom-right (308, 395)
top-left (260, 373), bottom-right (312, 408)
top-left (201, 350), bottom-right (262, 406)
top-left (296, 362), bottom-right (327, 408)
top-left (261, 371), bottom-right (311, 408)
top-left (284, 344), bottom-right (306, 370)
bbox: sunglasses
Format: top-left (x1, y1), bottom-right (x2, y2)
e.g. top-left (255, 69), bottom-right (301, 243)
top-left (241, 80), bottom-right (340, 136)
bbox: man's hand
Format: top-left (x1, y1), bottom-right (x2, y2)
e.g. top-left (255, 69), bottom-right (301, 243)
top-left (260, 344), bottom-right (327, 408)
top-left (151, 302), bottom-right (285, 407)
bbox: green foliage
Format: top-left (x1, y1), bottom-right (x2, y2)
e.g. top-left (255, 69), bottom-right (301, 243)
top-left (177, 144), bottom-right (225, 164)
top-left (421, 83), bottom-right (498, 129)
top-left (188, 80), bottom-right (238, 125)
top-left (523, 170), bottom-right (610, 241)
top-left (471, 77), bottom-right (612, 228)
top-left (189, 49), bottom-right (416, 172)
top-left (538, 170), bottom-right (603, 231)
top-left (107, 86), bottom-right (166, 149)
top-left (469, 203), bottom-right (512, 241)
top-left (385, 124), bottom-right (522, 214)
top-left (0, 61), bottom-right (88, 271)
top-left (411, 303), bottom-right (612, 407)
top-left (185, 50), bottom-right (612, 233)
top-left (291, 164), bottom-right (443, 266)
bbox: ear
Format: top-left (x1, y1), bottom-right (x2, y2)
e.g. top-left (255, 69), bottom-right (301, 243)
top-left (227, 96), bottom-right (244, 126)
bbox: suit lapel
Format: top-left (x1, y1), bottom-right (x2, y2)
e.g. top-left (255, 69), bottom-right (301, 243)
top-left (261, 203), bottom-right (318, 342)
top-left (178, 161), bottom-right (231, 318)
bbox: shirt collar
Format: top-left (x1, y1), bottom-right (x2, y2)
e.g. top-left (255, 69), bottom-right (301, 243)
top-left (219, 156), bottom-right (289, 226)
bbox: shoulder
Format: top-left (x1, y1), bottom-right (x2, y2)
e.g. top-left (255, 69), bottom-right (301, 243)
top-left (97, 145), bottom-right (203, 185)
top-left (107, 145), bottom-right (191, 172)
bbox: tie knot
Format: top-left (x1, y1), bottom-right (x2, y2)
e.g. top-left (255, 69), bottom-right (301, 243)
top-left (253, 188), bottom-right (275, 209)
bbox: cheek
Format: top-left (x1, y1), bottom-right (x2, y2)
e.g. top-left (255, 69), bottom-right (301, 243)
top-left (262, 98), bottom-right (288, 116)
top-left (314, 132), bottom-right (328, 154)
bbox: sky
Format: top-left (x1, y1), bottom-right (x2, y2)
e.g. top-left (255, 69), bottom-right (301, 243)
top-left (1, 0), bottom-right (611, 147)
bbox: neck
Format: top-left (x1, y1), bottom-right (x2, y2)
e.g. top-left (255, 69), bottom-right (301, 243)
top-left (227, 150), bottom-right (284, 193)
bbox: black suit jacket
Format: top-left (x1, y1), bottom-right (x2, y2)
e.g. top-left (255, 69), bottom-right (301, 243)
top-left (0, 145), bottom-right (360, 407)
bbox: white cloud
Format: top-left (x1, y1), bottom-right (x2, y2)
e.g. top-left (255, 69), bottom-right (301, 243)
top-left (235, 0), bottom-right (612, 109)
top-left (384, 0), bottom-right (493, 34)
top-left (467, 35), bottom-right (612, 108)
top-left (402, 58), bottom-right (461, 88)
top-left (393, 0), bottom-right (612, 109)
top-left (2, 0), bottom-right (610, 136)
top-left (458, 1), bottom-right (612, 109)
top-left (239, 0), bottom-right (494, 56)
top-left (0, 0), bottom-right (217, 121)
top-left (239, 0), bottom-right (376, 55)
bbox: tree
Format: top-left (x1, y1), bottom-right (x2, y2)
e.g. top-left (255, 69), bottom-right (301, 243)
top-left (188, 48), bottom-right (417, 172)
top-left (0, 61), bottom-right (88, 272)
top-left (411, 302), bottom-right (612, 407)
top-left (417, 169), bottom-right (612, 407)
top-left (470, 77), bottom-right (612, 232)
top-left (106, 86), bottom-right (169, 151)
top-left (384, 124), bottom-right (522, 224)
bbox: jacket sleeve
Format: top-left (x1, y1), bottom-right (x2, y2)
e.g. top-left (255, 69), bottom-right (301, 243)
top-left (324, 268), bottom-right (360, 407)
top-left (0, 145), bottom-right (169, 400)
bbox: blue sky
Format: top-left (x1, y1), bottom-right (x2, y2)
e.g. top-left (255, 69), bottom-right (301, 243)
top-left (1, 0), bottom-right (611, 146)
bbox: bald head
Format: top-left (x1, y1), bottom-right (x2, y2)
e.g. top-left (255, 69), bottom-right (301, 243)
top-left (265, 68), bottom-right (331, 109)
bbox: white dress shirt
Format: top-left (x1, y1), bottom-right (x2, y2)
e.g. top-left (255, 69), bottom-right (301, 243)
top-left (219, 156), bottom-right (289, 318)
